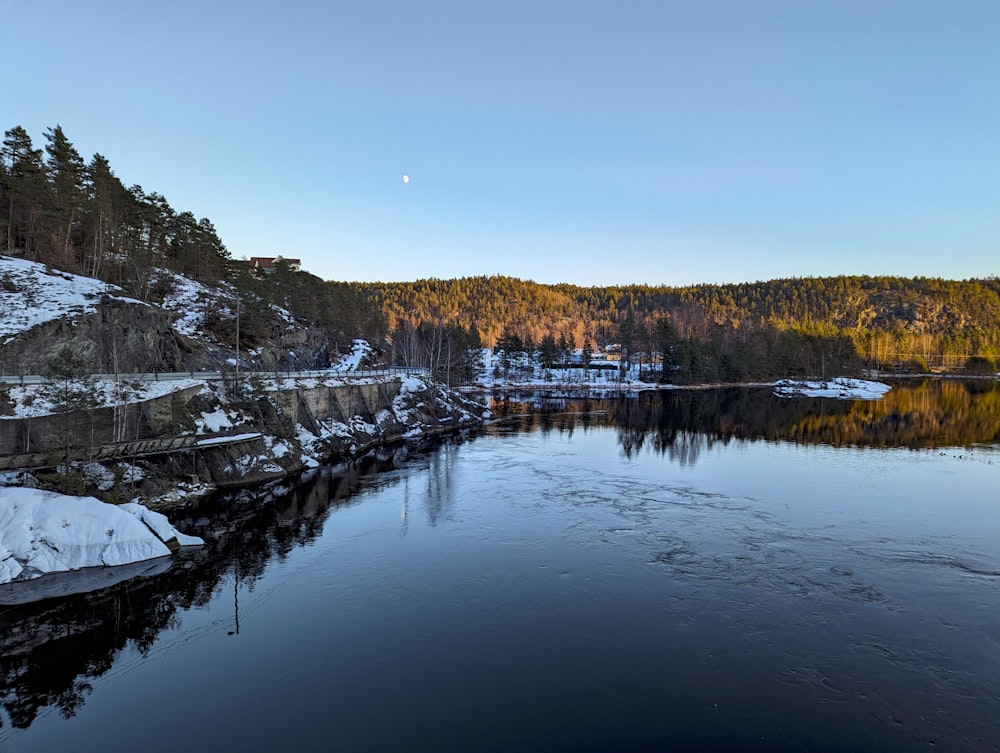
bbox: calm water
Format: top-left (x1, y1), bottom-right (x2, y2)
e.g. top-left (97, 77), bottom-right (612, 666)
top-left (2, 381), bottom-right (999, 752)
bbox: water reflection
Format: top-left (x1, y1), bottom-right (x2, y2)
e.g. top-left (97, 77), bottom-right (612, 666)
top-left (492, 379), bottom-right (1000, 463)
top-left (0, 441), bottom-right (452, 733)
top-left (2, 380), bottom-right (998, 739)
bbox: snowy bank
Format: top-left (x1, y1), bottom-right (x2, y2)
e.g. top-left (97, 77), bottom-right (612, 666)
top-left (0, 255), bottom-right (146, 342)
top-left (0, 487), bottom-right (203, 585)
top-left (773, 378), bottom-right (891, 400)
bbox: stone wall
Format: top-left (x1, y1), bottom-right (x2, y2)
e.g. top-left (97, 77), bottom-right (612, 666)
top-left (0, 380), bottom-right (409, 466)
top-left (271, 381), bottom-right (401, 427)
top-left (0, 385), bottom-right (204, 458)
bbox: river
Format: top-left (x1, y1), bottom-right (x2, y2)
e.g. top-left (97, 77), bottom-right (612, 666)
top-left (1, 380), bottom-right (999, 752)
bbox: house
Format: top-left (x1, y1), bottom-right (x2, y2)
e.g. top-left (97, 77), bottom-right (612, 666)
top-left (247, 255), bottom-right (302, 273)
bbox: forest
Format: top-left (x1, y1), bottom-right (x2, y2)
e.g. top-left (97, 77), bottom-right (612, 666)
top-left (0, 123), bottom-right (384, 348)
top-left (3, 123), bottom-right (999, 384)
top-left (368, 273), bottom-right (1000, 383)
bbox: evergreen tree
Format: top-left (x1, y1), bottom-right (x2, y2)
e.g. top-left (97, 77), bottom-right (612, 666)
top-left (44, 124), bottom-right (85, 269)
top-left (539, 333), bottom-right (558, 368)
top-left (40, 345), bottom-right (99, 491)
top-left (581, 339), bottom-right (593, 376)
top-left (81, 153), bottom-right (122, 278)
top-left (2, 126), bottom-right (48, 257)
top-left (557, 332), bottom-right (571, 363)
top-left (656, 316), bottom-right (680, 382)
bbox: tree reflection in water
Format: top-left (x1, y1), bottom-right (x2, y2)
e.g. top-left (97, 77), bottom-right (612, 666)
top-left (492, 379), bottom-right (1000, 462)
top-left (0, 443), bottom-right (449, 732)
top-left (2, 379), bottom-right (998, 733)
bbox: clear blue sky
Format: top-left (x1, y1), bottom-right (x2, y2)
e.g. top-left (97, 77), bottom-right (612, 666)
top-left (4, 0), bottom-right (998, 286)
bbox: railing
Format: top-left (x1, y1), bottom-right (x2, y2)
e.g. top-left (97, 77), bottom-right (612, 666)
top-left (0, 366), bottom-right (429, 386)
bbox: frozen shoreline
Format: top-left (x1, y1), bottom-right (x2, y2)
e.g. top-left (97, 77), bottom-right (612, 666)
top-left (0, 487), bottom-right (203, 587)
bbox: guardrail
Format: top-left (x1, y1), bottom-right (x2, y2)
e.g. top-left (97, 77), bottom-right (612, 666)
top-left (0, 366), bottom-right (429, 387)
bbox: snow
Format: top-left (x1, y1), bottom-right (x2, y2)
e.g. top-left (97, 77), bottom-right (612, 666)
top-left (5, 377), bottom-right (205, 419)
top-left (773, 377), bottom-right (892, 400)
top-left (118, 462), bottom-right (145, 483)
top-left (0, 486), bottom-right (203, 585)
top-left (82, 462), bottom-right (117, 491)
top-left (197, 407), bottom-right (236, 432)
top-left (156, 269), bottom-right (222, 338)
top-left (0, 256), bottom-right (146, 341)
top-left (118, 502), bottom-right (204, 547)
top-left (195, 432), bottom-right (262, 446)
top-left (332, 339), bottom-right (374, 371)
top-left (227, 453), bottom-right (256, 476)
top-left (265, 436), bottom-right (293, 458)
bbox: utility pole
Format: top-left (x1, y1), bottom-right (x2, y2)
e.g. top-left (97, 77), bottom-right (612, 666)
top-left (234, 295), bottom-right (241, 393)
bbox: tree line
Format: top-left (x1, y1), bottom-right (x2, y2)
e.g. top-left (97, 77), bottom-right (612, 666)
top-left (362, 274), bottom-right (1000, 381)
top-left (1, 124), bottom-right (229, 289)
top-left (1, 124), bottom-right (382, 357)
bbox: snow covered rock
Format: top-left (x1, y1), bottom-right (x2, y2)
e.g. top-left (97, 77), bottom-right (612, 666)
top-left (332, 339), bottom-right (375, 371)
top-left (0, 486), bottom-right (203, 584)
top-left (773, 377), bottom-right (891, 400)
top-left (0, 256), bottom-right (184, 374)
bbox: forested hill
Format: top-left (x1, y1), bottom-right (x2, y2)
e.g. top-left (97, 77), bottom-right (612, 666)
top-left (1, 123), bottom-right (383, 350)
top-left (364, 274), bottom-right (1000, 352)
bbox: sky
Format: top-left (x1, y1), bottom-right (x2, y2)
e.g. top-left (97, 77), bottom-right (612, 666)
top-left (3, 0), bottom-right (998, 287)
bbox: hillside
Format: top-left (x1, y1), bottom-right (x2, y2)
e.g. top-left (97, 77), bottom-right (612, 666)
top-left (362, 274), bottom-right (1000, 380)
top-left (0, 256), bottom-right (484, 512)
top-left (365, 274), bottom-right (1000, 347)
top-left (0, 255), bottom-right (345, 375)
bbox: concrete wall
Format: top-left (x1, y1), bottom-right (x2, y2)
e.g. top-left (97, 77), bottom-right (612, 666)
top-left (271, 381), bottom-right (402, 427)
top-left (0, 379), bottom-right (406, 465)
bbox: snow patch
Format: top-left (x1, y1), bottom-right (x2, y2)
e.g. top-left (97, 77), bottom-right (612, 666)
top-left (195, 432), bottom-right (262, 446)
top-left (773, 378), bottom-right (892, 400)
top-left (0, 256), bottom-right (146, 341)
top-left (198, 408), bottom-right (235, 432)
top-left (82, 462), bottom-right (117, 491)
top-left (0, 487), bottom-right (203, 585)
top-left (332, 339), bottom-right (374, 371)
top-left (119, 502), bottom-right (204, 547)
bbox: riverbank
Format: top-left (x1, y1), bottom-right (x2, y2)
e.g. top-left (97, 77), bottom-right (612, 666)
top-left (0, 372), bottom-right (488, 510)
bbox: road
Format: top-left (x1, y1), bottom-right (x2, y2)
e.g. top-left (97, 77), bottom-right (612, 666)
top-left (0, 367), bottom-right (429, 386)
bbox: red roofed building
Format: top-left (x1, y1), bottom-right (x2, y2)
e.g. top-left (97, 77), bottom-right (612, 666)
top-left (248, 255), bottom-right (301, 273)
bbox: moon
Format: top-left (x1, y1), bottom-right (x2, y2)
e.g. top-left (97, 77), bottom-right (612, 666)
top-left (402, 174), bottom-right (410, 184)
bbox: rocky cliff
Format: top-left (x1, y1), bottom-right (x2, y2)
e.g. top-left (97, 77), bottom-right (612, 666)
top-left (0, 256), bottom-right (349, 376)
top-left (0, 297), bottom-right (186, 375)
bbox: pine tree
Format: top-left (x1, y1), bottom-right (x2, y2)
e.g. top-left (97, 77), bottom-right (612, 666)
top-left (40, 345), bottom-right (100, 491)
top-left (44, 125), bottom-right (86, 269)
top-left (656, 317), bottom-right (680, 382)
top-left (539, 333), bottom-right (557, 368)
top-left (2, 126), bottom-right (48, 257)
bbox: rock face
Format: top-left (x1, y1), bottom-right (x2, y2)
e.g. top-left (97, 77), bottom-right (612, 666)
top-left (254, 323), bottom-right (333, 372)
top-left (0, 297), bottom-right (185, 375)
top-left (0, 256), bottom-right (342, 375)
top-left (164, 376), bottom-right (485, 491)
